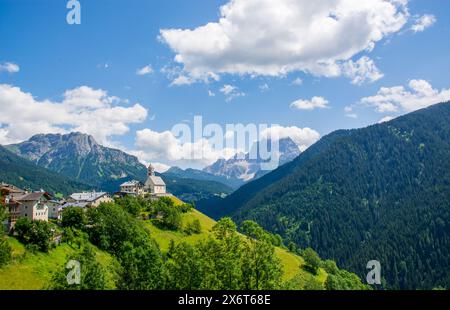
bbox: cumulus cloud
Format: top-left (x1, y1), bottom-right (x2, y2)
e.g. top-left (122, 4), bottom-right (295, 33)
top-left (291, 78), bottom-right (303, 86)
top-left (344, 105), bottom-right (358, 118)
top-left (290, 96), bottom-right (329, 110)
top-left (133, 124), bottom-right (320, 169)
top-left (160, 0), bottom-right (409, 84)
top-left (136, 65), bottom-right (154, 75)
top-left (378, 116), bottom-right (395, 123)
top-left (361, 79), bottom-right (450, 114)
top-left (0, 84), bottom-right (147, 145)
top-left (341, 56), bottom-right (384, 85)
top-left (220, 84), bottom-right (245, 101)
top-left (0, 62), bottom-right (20, 73)
top-left (411, 14), bottom-right (436, 33)
top-left (259, 125), bottom-right (320, 152)
top-left (259, 83), bottom-right (270, 92)
top-left (135, 128), bottom-right (237, 168)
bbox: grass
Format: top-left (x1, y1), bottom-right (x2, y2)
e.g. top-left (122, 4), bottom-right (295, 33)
top-left (0, 237), bottom-right (116, 290)
top-left (0, 195), bottom-right (328, 289)
top-left (145, 206), bottom-right (328, 284)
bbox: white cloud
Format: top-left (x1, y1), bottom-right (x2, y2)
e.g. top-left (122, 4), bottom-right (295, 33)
top-left (378, 116), bottom-right (395, 123)
top-left (344, 105), bottom-right (358, 118)
top-left (208, 90), bottom-right (216, 97)
top-left (361, 79), bottom-right (450, 114)
top-left (220, 84), bottom-right (245, 101)
top-left (411, 14), bottom-right (436, 33)
top-left (136, 65), bottom-right (154, 75)
top-left (152, 162), bottom-right (171, 173)
top-left (259, 83), bottom-right (270, 92)
top-left (290, 96), bottom-right (329, 110)
top-left (0, 84), bottom-right (148, 145)
top-left (133, 124), bottom-right (320, 169)
top-left (0, 62), bottom-right (20, 73)
top-left (291, 78), bottom-right (303, 86)
top-left (97, 63), bottom-right (109, 69)
top-left (341, 56), bottom-right (384, 85)
top-left (160, 0), bottom-right (409, 84)
top-left (171, 75), bottom-right (195, 86)
top-left (135, 128), bottom-right (237, 169)
top-left (259, 125), bottom-right (320, 152)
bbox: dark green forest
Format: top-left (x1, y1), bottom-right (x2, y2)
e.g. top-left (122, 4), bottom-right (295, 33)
top-left (202, 102), bottom-right (450, 289)
top-left (0, 146), bottom-right (88, 195)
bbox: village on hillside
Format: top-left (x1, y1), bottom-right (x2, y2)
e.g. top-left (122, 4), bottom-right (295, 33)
top-left (1, 164), bottom-right (171, 234)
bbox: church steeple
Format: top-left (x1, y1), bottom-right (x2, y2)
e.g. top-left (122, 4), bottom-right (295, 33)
top-left (148, 163), bottom-right (155, 176)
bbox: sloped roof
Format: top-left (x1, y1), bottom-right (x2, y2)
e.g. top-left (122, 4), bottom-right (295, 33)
top-left (147, 176), bottom-right (166, 186)
top-left (120, 180), bottom-right (143, 187)
top-left (16, 192), bottom-right (51, 202)
top-left (61, 202), bottom-right (89, 209)
top-left (0, 183), bottom-right (25, 194)
top-left (69, 192), bottom-right (107, 202)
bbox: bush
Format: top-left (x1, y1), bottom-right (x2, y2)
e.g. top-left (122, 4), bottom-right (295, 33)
top-left (302, 247), bottom-right (321, 275)
top-left (61, 207), bottom-right (86, 230)
top-left (185, 219), bottom-right (202, 235)
top-left (14, 218), bottom-right (53, 252)
top-left (178, 203), bottom-right (194, 213)
top-left (153, 203), bottom-right (182, 231)
top-left (49, 245), bottom-right (107, 290)
top-left (0, 237), bottom-right (12, 267)
top-left (115, 196), bottom-right (144, 217)
top-left (85, 202), bottom-right (165, 289)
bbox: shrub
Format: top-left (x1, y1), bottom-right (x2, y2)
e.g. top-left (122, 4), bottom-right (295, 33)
top-left (61, 207), bottom-right (86, 230)
top-left (0, 237), bottom-right (12, 267)
top-left (153, 203), bottom-right (182, 231)
top-left (14, 218), bottom-right (53, 252)
top-left (49, 245), bottom-right (107, 290)
top-left (302, 247), bottom-right (321, 275)
top-left (185, 219), bottom-right (202, 235)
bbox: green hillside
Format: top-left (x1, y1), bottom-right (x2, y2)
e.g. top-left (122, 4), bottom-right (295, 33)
top-left (0, 145), bottom-right (89, 196)
top-left (145, 206), bottom-right (326, 283)
top-left (0, 238), bottom-right (116, 290)
top-left (0, 196), bottom-right (366, 290)
top-left (205, 102), bottom-right (450, 289)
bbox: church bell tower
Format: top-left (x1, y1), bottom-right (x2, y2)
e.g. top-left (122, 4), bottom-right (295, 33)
top-left (148, 164), bottom-right (155, 177)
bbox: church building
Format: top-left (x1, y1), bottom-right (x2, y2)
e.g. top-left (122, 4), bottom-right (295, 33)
top-left (118, 164), bottom-right (168, 197)
top-left (144, 164), bottom-right (167, 195)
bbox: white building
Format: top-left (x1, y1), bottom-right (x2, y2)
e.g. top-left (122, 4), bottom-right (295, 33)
top-left (119, 180), bottom-right (144, 196)
top-left (144, 164), bottom-right (167, 196)
top-left (16, 192), bottom-right (51, 222)
top-left (48, 200), bottom-right (64, 220)
top-left (67, 191), bottom-right (113, 208)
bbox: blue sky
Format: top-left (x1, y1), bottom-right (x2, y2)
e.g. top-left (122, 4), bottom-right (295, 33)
top-left (0, 0), bottom-right (449, 170)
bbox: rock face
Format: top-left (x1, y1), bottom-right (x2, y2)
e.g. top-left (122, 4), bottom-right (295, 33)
top-left (6, 132), bottom-right (147, 189)
top-left (203, 137), bottom-right (301, 181)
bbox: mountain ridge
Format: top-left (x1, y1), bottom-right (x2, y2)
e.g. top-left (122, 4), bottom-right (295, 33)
top-left (203, 137), bottom-right (302, 182)
top-left (200, 102), bottom-right (450, 289)
top-left (0, 145), bottom-right (89, 195)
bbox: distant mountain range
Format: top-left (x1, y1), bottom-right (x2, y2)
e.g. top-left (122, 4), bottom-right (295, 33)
top-left (163, 166), bottom-right (244, 190)
top-left (203, 137), bottom-right (301, 182)
top-left (198, 102), bottom-right (450, 289)
top-left (3, 132), bottom-right (232, 202)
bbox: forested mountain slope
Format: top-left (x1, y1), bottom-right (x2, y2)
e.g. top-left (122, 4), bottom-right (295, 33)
top-left (0, 145), bottom-right (88, 195)
top-left (211, 102), bottom-right (450, 289)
